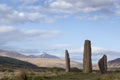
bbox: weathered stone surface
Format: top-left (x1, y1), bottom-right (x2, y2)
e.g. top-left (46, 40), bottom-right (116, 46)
top-left (83, 40), bottom-right (92, 73)
top-left (98, 55), bottom-right (107, 74)
top-left (65, 50), bottom-right (70, 72)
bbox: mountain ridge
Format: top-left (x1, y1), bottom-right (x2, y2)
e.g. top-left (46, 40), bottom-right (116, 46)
top-left (28, 52), bottom-right (59, 58)
top-left (0, 49), bottom-right (59, 59)
top-left (0, 49), bottom-right (120, 69)
top-left (0, 49), bottom-right (28, 58)
top-left (0, 49), bottom-right (81, 68)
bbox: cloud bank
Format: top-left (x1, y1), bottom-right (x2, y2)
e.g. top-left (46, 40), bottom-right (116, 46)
top-left (69, 47), bottom-right (120, 63)
top-left (0, 0), bottom-right (120, 24)
top-left (0, 26), bottom-right (62, 44)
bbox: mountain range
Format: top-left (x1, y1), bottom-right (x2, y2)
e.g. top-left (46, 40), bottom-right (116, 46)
top-left (0, 49), bottom-right (28, 58)
top-left (0, 49), bottom-right (81, 69)
top-left (0, 56), bottom-right (39, 71)
top-left (0, 49), bottom-right (120, 69)
top-left (0, 49), bottom-right (59, 59)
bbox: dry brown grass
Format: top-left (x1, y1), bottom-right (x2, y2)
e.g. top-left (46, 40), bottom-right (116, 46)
top-left (18, 58), bottom-right (81, 69)
top-left (16, 70), bottom-right (28, 80)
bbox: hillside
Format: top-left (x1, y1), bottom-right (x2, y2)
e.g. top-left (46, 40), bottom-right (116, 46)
top-left (1, 49), bottom-right (119, 69)
top-left (0, 49), bottom-right (81, 69)
top-left (0, 56), bottom-right (39, 71)
top-left (108, 58), bottom-right (120, 68)
top-left (0, 49), bottom-right (28, 58)
top-left (18, 58), bottom-right (82, 69)
top-left (0, 49), bottom-right (59, 59)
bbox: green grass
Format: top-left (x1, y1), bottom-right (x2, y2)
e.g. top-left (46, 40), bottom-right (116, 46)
top-left (28, 72), bottom-right (120, 80)
top-left (0, 71), bottom-right (120, 80)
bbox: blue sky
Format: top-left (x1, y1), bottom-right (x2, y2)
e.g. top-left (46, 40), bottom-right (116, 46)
top-left (0, 0), bottom-right (120, 63)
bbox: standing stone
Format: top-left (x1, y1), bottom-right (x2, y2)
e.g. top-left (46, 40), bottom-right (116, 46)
top-left (83, 40), bottom-right (92, 73)
top-left (98, 55), bottom-right (107, 74)
top-left (65, 50), bottom-right (70, 72)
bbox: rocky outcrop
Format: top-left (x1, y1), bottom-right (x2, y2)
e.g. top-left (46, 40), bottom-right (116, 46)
top-left (83, 40), bottom-right (92, 73)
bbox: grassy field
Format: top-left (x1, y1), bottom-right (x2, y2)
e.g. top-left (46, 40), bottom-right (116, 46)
top-left (0, 69), bottom-right (120, 80)
top-left (0, 56), bottom-right (119, 80)
top-left (28, 71), bottom-right (120, 80)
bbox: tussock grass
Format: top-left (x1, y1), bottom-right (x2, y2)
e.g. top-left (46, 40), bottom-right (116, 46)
top-left (16, 70), bottom-right (28, 80)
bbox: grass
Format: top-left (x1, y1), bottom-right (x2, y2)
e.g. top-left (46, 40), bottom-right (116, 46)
top-left (28, 71), bottom-right (120, 80)
top-left (3, 72), bottom-right (120, 80)
top-left (0, 69), bottom-right (120, 80)
top-left (16, 70), bottom-right (28, 80)
top-left (0, 67), bottom-right (120, 80)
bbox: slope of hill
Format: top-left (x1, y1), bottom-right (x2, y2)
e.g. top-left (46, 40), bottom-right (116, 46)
top-left (108, 58), bottom-right (120, 68)
top-left (18, 58), bottom-right (82, 69)
top-left (0, 49), bottom-right (81, 69)
top-left (0, 49), bottom-right (28, 58)
top-left (0, 56), bottom-right (39, 71)
top-left (0, 49), bottom-right (59, 59)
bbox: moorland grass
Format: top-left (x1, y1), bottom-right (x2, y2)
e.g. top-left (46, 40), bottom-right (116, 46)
top-left (0, 71), bottom-right (120, 80)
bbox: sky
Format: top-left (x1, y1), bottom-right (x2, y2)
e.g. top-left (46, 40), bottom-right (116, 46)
top-left (0, 0), bottom-right (120, 63)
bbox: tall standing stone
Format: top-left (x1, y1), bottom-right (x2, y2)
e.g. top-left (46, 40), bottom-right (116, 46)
top-left (65, 50), bottom-right (70, 72)
top-left (83, 40), bottom-right (92, 73)
top-left (98, 55), bottom-right (107, 74)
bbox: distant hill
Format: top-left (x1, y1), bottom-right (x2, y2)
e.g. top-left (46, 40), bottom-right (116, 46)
top-left (28, 52), bottom-right (59, 58)
top-left (0, 49), bottom-right (28, 58)
top-left (108, 58), bottom-right (120, 68)
top-left (0, 50), bottom-right (82, 68)
top-left (18, 58), bottom-right (82, 69)
top-left (0, 49), bottom-right (59, 59)
top-left (0, 56), bottom-right (39, 71)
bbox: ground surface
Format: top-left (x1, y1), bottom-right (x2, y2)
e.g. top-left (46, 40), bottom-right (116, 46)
top-left (0, 71), bottom-right (120, 80)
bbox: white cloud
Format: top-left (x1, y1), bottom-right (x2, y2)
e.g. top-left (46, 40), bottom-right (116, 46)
top-left (69, 47), bottom-right (120, 54)
top-left (20, 0), bottom-right (38, 2)
top-left (69, 46), bottom-right (120, 62)
top-left (1, 0), bottom-right (120, 24)
top-left (88, 15), bottom-right (106, 20)
top-left (0, 26), bottom-right (62, 44)
top-left (50, 0), bottom-right (73, 9)
top-left (12, 0), bottom-right (39, 4)
top-left (76, 15), bottom-right (107, 20)
top-left (0, 4), bottom-right (12, 13)
top-left (0, 4), bottom-right (54, 24)
top-left (69, 47), bottom-right (83, 53)
top-left (14, 0), bottom-right (120, 15)
top-left (49, 44), bottom-right (70, 49)
top-left (47, 0), bottom-right (117, 14)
